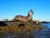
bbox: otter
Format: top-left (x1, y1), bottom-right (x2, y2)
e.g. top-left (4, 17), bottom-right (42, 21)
top-left (13, 10), bottom-right (33, 22)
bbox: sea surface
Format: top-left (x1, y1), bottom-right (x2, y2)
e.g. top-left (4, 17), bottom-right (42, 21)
top-left (0, 23), bottom-right (50, 38)
top-left (41, 22), bottom-right (50, 28)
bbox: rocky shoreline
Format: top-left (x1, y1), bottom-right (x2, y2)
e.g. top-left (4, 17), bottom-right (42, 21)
top-left (0, 21), bottom-right (47, 32)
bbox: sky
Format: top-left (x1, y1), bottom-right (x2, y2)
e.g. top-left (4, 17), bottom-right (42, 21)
top-left (0, 0), bottom-right (50, 21)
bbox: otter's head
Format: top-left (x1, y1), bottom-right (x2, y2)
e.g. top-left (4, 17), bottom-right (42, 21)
top-left (28, 10), bottom-right (33, 16)
top-left (28, 10), bottom-right (33, 18)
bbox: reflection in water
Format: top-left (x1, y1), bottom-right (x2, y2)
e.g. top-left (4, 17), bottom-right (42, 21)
top-left (4, 31), bottom-right (31, 38)
top-left (4, 29), bottom-right (50, 38)
top-left (38, 29), bottom-right (50, 38)
top-left (0, 29), bottom-right (50, 38)
top-left (0, 32), bottom-right (4, 38)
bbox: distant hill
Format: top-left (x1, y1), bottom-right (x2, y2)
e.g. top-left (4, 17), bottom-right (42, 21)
top-left (41, 21), bottom-right (50, 23)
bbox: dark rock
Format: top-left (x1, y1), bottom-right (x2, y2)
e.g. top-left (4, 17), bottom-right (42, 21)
top-left (0, 21), bottom-right (7, 26)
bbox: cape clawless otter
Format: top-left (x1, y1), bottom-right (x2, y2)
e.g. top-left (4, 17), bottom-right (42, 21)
top-left (13, 10), bottom-right (33, 22)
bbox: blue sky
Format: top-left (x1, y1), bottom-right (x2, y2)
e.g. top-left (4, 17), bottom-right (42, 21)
top-left (0, 0), bottom-right (50, 21)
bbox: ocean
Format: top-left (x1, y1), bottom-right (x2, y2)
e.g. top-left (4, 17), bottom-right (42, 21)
top-left (39, 22), bottom-right (50, 38)
top-left (41, 22), bottom-right (50, 28)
